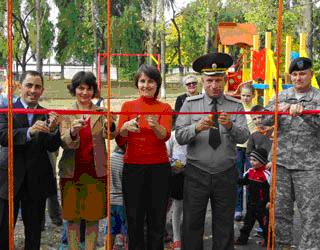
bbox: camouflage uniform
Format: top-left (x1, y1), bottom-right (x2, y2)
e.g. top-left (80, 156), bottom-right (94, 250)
top-left (263, 87), bottom-right (320, 250)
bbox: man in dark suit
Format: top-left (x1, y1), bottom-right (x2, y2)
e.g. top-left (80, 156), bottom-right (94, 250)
top-left (0, 70), bottom-right (61, 249)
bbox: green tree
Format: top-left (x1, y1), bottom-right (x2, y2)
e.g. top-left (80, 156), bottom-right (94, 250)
top-left (28, 0), bottom-right (55, 74)
top-left (110, 2), bottom-right (145, 80)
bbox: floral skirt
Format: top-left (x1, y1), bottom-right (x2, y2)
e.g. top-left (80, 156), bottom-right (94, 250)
top-left (60, 173), bottom-right (107, 221)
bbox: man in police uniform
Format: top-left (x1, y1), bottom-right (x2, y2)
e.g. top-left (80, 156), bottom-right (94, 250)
top-left (263, 57), bottom-right (320, 250)
top-left (175, 53), bottom-right (250, 250)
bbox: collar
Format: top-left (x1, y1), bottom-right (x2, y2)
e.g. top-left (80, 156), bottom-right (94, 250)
top-left (19, 98), bottom-right (38, 109)
top-left (286, 87), bottom-right (314, 103)
top-left (204, 93), bottom-right (224, 105)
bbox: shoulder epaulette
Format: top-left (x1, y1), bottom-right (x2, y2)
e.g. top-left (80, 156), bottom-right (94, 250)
top-left (186, 93), bottom-right (204, 102)
top-left (224, 95), bottom-right (242, 103)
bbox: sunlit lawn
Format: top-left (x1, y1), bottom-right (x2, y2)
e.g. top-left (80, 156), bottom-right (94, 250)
top-left (41, 79), bottom-right (187, 110)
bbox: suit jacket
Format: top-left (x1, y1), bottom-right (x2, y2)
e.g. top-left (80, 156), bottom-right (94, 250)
top-left (0, 98), bottom-right (61, 200)
top-left (58, 102), bottom-right (116, 178)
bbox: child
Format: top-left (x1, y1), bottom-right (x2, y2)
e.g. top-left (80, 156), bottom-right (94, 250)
top-left (246, 104), bottom-right (273, 238)
top-left (235, 83), bottom-right (256, 221)
top-left (105, 145), bottom-right (127, 249)
top-left (246, 104), bottom-right (273, 158)
top-left (166, 130), bottom-right (187, 250)
top-left (235, 148), bottom-right (270, 246)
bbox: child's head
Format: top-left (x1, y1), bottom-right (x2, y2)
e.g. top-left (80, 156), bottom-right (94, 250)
top-left (240, 83), bottom-right (254, 105)
top-left (250, 148), bottom-right (268, 169)
top-left (250, 104), bottom-right (264, 128)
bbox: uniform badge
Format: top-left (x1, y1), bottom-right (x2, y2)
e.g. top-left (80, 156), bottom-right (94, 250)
top-left (297, 60), bottom-right (304, 70)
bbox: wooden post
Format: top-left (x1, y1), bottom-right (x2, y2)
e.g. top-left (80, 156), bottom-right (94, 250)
top-left (285, 36), bottom-right (292, 83)
top-left (299, 33), bottom-right (306, 56)
top-left (224, 45), bottom-right (229, 54)
top-left (264, 32), bottom-right (272, 105)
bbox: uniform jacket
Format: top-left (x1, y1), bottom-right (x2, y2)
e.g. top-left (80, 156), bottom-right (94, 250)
top-left (263, 87), bottom-right (320, 170)
top-left (175, 93), bottom-right (250, 174)
top-left (58, 102), bottom-right (116, 178)
top-left (0, 99), bottom-right (61, 200)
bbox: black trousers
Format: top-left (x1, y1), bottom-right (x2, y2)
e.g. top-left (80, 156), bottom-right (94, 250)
top-left (0, 195), bottom-right (46, 250)
top-left (239, 204), bottom-right (269, 243)
top-left (182, 164), bottom-right (238, 250)
top-left (122, 163), bottom-right (170, 250)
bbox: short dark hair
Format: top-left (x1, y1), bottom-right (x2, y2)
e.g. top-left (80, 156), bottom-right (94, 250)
top-left (134, 64), bottom-right (162, 99)
top-left (250, 104), bottom-right (264, 112)
top-left (67, 71), bottom-right (98, 97)
top-left (20, 70), bottom-right (44, 86)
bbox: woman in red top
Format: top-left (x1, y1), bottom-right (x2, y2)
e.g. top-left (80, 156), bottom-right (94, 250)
top-left (58, 71), bottom-right (116, 249)
top-left (117, 65), bottom-right (172, 250)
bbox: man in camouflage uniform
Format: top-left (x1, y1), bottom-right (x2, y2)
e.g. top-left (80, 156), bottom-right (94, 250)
top-left (263, 57), bottom-right (320, 250)
top-left (175, 53), bottom-right (249, 250)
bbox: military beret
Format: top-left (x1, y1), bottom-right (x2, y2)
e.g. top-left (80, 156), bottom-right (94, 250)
top-left (289, 57), bottom-right (312, 74)
top-left (192, 53), bottom-right (233, 76)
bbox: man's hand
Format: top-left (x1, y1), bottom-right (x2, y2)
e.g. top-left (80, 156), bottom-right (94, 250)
top-left (195, 116), bottom-right (213, 133)
top-left (29, 120), bottom-right (50, 136)
top-left (278, 102), bottom-right (290, 112)
top-left (218, 111), bottom-right (232, 130)
top-left (47, 112), bottom-right (62, 130)
top-left (289, 103), bottom-right (304, 117)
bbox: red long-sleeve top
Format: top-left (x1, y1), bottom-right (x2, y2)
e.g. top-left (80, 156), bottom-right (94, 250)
top-left (116, 97), bottom-right (172, 165)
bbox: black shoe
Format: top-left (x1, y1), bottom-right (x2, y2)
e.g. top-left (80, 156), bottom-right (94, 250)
top-left (254, 231), bottom-right (264, 238)
top-left (234, 215), bottom-right (243, 222)
top-left (234, 238), bottom-right (247, 245)
top-left (51, 217), bottom-right (63, 226)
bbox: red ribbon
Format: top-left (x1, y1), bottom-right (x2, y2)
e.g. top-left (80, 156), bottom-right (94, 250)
top-left (0, 108), bottom-right (319, 115)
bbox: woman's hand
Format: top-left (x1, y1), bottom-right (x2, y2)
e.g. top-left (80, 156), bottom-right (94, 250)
top-left (104, 114), bottom-right (117, 132)
top-left (122, 117), bottom-right (140, 133)
top-left (145, 115), bottom-right (159, 128)
top-left (145, 115), bottom-right (167, 139)
top-left (70, 118), bottom-right (87, 137)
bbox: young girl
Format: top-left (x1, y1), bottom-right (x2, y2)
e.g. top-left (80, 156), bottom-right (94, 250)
top-left (166, 130), bottom-right (187, 250)
top-left (235, 83), bottom-right (256, 221)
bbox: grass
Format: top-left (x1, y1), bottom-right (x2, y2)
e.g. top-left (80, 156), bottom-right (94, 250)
top-left (42, 79), bottom-right (187, 100)
top-left (39, 79), bottom-right (183, 110)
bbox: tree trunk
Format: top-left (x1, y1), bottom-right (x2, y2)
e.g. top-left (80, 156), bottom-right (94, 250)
top-left (160, 0), bottom-right (166, 99)
top-left (171, 18), bottom-right (183, 81)
top-left (60, 64), bottom-right (65, 80)
top-left (304, 0), bottom-right (313, 59)
top-left (204, 0), bottom-right (211, 54)
top-left (35, 0), bottom-right (42, 73)
top-left (147, 0), bottom-right (157, 65)
top-left (91, 0), bottom-right (99, 76)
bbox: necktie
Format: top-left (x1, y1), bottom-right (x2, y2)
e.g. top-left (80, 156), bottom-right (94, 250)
top-left (209, 99), bottom-right (221, 149)
top-left (27, 106), bottom-right (33, 126)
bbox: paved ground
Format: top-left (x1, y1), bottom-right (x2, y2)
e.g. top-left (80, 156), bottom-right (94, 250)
top-left (13, 202), bottom-right (301, 250)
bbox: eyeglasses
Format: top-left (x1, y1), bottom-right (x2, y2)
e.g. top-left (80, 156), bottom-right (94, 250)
top-left (186, 82), bottom-right (197, 87)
